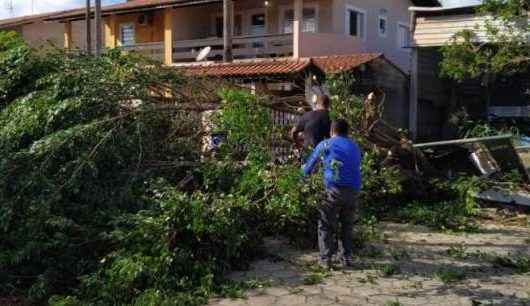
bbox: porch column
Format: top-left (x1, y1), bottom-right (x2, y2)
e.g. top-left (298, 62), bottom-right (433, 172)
top-left (293, 0), bottom-right (303, 59)
top-left (164, 7), bottom-right (174, 65)
top-left (64, 21), bottom-right (73, 49)
top-left (409, 11), bottom-right (418, 140)
top-left (223, 0), bottom-right (234, 62)
top-left (104, 15), bottom-right (117, 48)
top-left (409, 47), bottom-right (418, 140)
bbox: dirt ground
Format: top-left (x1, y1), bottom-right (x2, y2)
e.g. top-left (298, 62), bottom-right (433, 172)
top-left (209, 213), bottom-right (530, 306)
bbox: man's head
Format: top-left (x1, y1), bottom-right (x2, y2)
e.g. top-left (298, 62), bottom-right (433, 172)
top-left (316, 94), bottom-right (331, 110)
top-left (331, 119), bottom-right (350, 137)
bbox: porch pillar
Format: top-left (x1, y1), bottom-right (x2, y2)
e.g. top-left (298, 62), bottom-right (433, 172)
top-left (64, 21), bottom-right (73, 49)
top-left (104, 15), bottom-right (117, 48)
top-left (164, 7), bottom-right (174, 65)
top-left (223, 0), bottom-right (234, 62)
top-left (409, 47), bottom-right (418, 140)
top-left (293, 0), bottom-right (303, 59)
top-left (409, 11), bottom-right (418, 140)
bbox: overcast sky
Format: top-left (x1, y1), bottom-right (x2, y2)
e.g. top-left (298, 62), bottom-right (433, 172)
top-left (0, 0), bottom-right (482, 20)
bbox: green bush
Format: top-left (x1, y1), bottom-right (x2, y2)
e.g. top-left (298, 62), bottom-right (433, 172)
top-left (0, 49), bottom-right (206, 303)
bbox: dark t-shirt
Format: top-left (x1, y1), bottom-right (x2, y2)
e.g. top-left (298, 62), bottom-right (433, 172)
top-left (294, 110), bottom-right (331, 148)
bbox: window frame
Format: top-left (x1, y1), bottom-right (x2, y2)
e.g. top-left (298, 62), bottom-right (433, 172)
top-left (378, 15), bottom-right (388, 38)
top-left (397, 21), bottom-right (411, 52)
top-left (211, 12), bottom-right (243, 37)
top-left (246, 8), bottom-right (267, 36)
top-left (278, 2), bottom-right (320, 34)
top-left (345, 5), bottom-right (367, 41)
top-left (119, 22), bottom-right (136, 46)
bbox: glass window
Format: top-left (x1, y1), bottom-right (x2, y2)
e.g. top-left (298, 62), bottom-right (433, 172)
top-left (347, 8), bottom-right (365, 38)
top-left (120, 23), bottom-right (135, 46)
top-left (250, 14), bottom-right (266, 35)
top-left (215, 15), bottom-right (243, 38)
top-left (398, 23), bottom-right (411, 49)
top-left (282, 8), bottom-right (317, 34)
top-left (378, 16), bottom-right (387, 37)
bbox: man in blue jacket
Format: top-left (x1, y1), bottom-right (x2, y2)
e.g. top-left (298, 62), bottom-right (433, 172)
top-left (303, 119), bottom-right (362, 269)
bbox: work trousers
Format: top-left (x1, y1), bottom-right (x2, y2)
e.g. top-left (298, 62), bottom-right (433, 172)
top-left (318, 187), bottom-right (359, 262)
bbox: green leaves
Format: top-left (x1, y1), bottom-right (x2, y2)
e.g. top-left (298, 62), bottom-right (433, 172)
top-left (440, 0), bottom-right (530, 81)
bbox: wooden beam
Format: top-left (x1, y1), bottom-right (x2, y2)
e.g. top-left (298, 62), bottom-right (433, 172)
top-left (293, 0), bottom-right (303, 59)
top-left (104, 15), bottom-right (117, 48)
top-left (64, 21), bottom-right (73, 49)
top-left (164, 7), bottom-right (173, 65)
top-left (223, 0), bottom-right (233, 62)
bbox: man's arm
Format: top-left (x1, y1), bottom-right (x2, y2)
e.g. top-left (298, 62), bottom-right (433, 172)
top-left (290, 115), bottom-right (306, 142)
top-left (302, 142), bottom-right (325, 176)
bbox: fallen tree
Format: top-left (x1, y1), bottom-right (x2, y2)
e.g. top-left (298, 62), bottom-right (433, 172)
top-left (0, 31), bottom-right (507, 305)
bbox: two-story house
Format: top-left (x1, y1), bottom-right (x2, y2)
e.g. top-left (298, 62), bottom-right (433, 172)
top-left (0, 0), bottom-right (439, 130)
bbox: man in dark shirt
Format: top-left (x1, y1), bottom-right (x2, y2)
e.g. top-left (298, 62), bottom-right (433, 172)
top-left (290, 95), bottom-right (331, 154)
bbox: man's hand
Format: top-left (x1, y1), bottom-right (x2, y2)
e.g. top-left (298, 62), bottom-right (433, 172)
top-left (290, 126), bottom-right (299, 142)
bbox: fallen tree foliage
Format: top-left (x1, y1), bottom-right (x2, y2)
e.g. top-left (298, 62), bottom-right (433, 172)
top-left (0, 32), bottom-right (498, 305)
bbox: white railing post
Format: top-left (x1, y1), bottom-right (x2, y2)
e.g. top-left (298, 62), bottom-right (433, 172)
top-left (164, 8), bottom-right (174, 65)
top-left (293, 0), bottom-right (303, 59)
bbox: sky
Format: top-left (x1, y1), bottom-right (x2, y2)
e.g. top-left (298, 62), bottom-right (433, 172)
top-left (0, 0), bottom-right (483, 20)
top-left (0, 0), bottom-right (123, 19)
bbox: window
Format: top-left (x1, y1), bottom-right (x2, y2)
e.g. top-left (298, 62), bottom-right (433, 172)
top-left (120, 23), bottom-right (135, 46)
top-left (397, 23), bottom-right (411, 50)
top-left (250, 13), bottom-right (266, 35)
top-left (378, 15), bottom-right (387, 37)
top-left (346, 7), bottom-right (366, 39)
top-left (214, 15), bottom-right (242, 38)
top-left (282, 7), bottom-right (318, 34)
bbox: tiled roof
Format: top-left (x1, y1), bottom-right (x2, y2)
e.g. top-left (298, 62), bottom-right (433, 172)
top-left (178, 53), bottom-right (393, 78)
top-left (311, 53), bottom-right (383, 74)
top-left (179, 58), bottom-right (311, 78)
top-left (47, 0), bottom-right (220, 21)
top-left (0, 11), bottom-right (67, 29)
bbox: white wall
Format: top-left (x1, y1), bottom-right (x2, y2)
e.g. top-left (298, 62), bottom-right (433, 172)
top-left (334, 0), bottom-right (414, 73)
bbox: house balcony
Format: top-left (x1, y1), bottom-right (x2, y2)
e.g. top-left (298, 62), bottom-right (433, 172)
top-left (62, 0), bottom-right (364, 64)
top-left (119, 31), bottom-right (363, 64)
top-left (171, 33), bottom-right (293, 62)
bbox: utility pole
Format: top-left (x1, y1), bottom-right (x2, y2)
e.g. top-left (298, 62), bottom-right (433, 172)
top-left (86, 0), bottom-right (92, 55)
top-left (95, 0), bottom-right (102, 55)
top-left (223, 0), bottom-right (233, 62)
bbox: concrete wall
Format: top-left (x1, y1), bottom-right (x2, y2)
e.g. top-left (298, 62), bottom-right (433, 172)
top-left (334, 0), bottom-right (415, 73)
top-left (21, 21), bottom-right (64, 48)
top-left (299, 32), bottom-right (363, 57)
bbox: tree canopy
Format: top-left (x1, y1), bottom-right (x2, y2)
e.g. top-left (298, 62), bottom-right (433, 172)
top-left (440, 0), bottom-right (530, 81)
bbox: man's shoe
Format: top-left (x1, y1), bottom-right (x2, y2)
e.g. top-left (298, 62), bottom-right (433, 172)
top-left (342, 257), bottom-right (355, 268)
top-left (319, 259), bottom-right (333, 270)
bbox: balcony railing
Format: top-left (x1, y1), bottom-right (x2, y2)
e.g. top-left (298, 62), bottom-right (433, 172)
top-left (121, 42), bottom-right (165, 61)
top-left (119, 33), bottom-right (293, 63)
top-left (173, 33), bottom-right (293, 62)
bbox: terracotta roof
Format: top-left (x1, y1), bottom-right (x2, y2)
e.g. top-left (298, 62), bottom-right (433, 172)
top-left (311, 53), bottom-right (383, 74)
top-left (0, 11), bottom-right (66, 29)
top-left (47, 0), bottom-right (221, 21)
top-left (178, 53), bottom-right (398, 78)
top-left (179, 58), bottom-right (311, 78)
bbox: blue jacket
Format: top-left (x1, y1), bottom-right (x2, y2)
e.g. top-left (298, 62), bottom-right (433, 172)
top-left (303, 136), bottom-right (362, 191)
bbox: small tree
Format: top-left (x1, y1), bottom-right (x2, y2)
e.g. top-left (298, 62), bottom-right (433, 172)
top-left (441, 0), bottom-right (529, 82)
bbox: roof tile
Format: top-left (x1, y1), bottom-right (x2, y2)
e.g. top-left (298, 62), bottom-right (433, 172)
top-left (178, 53), bottom-right (388, 78)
